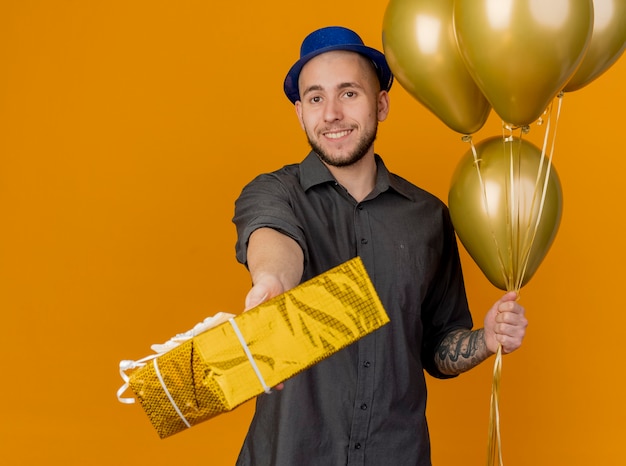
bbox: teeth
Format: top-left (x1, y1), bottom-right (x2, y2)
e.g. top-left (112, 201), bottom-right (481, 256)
top-left (325, 130), bottom-right (350, 139)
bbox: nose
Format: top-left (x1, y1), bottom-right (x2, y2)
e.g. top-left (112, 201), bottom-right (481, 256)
top-left (323, 98), bottom-right (343, 122)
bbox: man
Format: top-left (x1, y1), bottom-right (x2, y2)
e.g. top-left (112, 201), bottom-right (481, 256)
top-left (232, 26), bottom-right (527, 466)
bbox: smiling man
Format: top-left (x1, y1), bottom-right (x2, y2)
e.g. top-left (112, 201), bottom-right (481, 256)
top-left (296, 50), bottom-right (388, 169)
top-left (232, 26), bottom-right (528, 466)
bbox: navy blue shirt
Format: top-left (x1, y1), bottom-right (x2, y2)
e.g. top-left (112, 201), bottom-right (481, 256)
top-left (233, 153), bottom-right (473, 466)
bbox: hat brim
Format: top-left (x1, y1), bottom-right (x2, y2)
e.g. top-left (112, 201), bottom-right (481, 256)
top-left (283, 44), bottom-right (393, 104)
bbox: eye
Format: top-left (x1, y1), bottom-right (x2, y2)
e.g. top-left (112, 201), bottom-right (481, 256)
top-left (310, 96), bottom-right (322, 104)
top-left (344, 91), bottom-right (356, 98)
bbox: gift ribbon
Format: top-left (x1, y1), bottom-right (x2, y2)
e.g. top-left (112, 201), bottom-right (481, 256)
top-left (153, 357), bottom-right (191, 429)
top-left (117, 355), bottom-right (156, 404)
top-left (228, 317), bottom-right (272, 395)
top-left (118, 356), bottom-right (194, 428)
top-left (117, 312), bottom-right (235, 404)
top-left (117, 312), bottom-right (273, 410)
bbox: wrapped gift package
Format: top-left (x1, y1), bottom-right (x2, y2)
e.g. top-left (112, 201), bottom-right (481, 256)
top-left (118, 257), bottom-right (389, 438)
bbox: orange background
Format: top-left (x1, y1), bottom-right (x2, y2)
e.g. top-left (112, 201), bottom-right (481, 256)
top-left (1, 1), bottom-right (624, 465)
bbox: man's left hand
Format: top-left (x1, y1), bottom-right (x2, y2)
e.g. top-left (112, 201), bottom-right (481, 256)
top-left (484, 291), bottom-right (528, 354)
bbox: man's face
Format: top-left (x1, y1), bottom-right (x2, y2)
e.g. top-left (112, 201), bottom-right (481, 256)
top-left (295, 51), bottom-right (389, 167)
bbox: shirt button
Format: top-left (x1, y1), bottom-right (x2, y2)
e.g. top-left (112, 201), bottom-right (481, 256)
top-left (363, 361), bottom-right (371, 368)
top-left (360, 238), bottom-right (368, 244)
top-left (360, 403), bottom-right (367, 410)
top-left (355, 443), bottom-right (362, 450)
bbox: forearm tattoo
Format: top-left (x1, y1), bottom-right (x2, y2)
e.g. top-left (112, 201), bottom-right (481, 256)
top-left (435, 328), bottom-right (490, 376)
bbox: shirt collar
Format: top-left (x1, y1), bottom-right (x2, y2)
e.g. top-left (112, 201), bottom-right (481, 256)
top-left (299, 151), bottom-right (413, 201)
top-left (299, 152), bottom-right (336, 191)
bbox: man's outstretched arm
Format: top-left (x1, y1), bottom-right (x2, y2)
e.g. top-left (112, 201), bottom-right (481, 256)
top-left (243, 227), bottom-right (304, 310)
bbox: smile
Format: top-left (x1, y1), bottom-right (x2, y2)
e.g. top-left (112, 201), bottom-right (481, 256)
top-left (324, 129), bottom-right (352, 139)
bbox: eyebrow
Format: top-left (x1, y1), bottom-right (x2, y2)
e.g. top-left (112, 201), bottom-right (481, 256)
top-left (301, 81), bottom-right (365, 98)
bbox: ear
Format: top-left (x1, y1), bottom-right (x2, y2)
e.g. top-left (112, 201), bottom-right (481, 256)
top-left (295, 101), bottom-right (305, 130)
top-left (377, 90), bottom-right (390, 122)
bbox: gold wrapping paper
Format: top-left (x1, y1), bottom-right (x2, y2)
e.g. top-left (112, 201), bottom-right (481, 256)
top-left (125, 257), bottom-right (389, 438)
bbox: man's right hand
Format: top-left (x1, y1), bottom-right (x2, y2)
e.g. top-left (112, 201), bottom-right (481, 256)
top-left (244, 274), bottom-right (284, 311)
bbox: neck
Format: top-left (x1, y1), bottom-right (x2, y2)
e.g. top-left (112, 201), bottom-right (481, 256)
top-left (324, 152), bottom-right (377, 202)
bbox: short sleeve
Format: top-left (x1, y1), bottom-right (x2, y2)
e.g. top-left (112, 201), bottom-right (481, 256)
top-left (232, 172), bottom-right (308, 266)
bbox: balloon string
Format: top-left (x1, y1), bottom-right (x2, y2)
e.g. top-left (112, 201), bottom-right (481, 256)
top-left (503, 128), bottom-right (513, 292)
top-left (487, 121), bottom-right (520, 466)
top-left (487, 343), bottom-right (504, 466)
top-left (464, 135), bottom-right (510, 286)
top-left (507, 130), bottom-right (523, 294)
top-left (486, 96), bottom-right (564, 466)
top-left (501, 124), bottom-right (525, 291)
top-left (515, 106), bottom-right (551, 290)
top-left (515, 93), bottom-right (563, 290)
